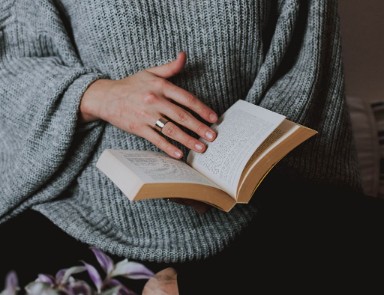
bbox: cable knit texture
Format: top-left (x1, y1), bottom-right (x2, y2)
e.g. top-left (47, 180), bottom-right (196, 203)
top-left (0, 0), bottom-right (361, 262)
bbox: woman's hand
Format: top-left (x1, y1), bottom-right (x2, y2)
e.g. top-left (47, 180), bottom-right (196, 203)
top-left (80, 52), bottom-right (217, 159)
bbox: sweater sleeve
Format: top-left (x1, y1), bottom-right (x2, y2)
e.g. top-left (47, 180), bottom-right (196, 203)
top-left (0, 0), bottom-right (106, 222)
top-left (245, 0), bottom-right (361, 189)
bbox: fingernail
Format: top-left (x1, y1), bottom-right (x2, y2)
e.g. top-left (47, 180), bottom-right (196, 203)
top-left (195, 143), bottom-right (205, 151)
top-left (174, 151), bottom-right (183, 158)
top-left (210, 113), bottom-right (218, 122)
top-left (205, 131), bottom-right (215, 140)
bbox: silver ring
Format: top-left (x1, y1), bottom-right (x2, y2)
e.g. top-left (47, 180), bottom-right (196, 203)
top-left (154, 118), bottom-right (169, 132)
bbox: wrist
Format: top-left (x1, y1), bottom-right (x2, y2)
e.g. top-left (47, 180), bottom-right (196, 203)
top-left (79, 79), bottom-right (111, 123)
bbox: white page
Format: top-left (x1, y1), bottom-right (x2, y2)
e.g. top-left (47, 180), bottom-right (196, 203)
top-left (187, 100), bottom-right (285, 197)
top-left (113, 150), bottom-right (220, 188)
top-left (237, 121), bottom-right (299, 192)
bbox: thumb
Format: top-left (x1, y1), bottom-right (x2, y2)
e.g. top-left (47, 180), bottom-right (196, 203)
top-left (146, 51), bottom-right (186, 78)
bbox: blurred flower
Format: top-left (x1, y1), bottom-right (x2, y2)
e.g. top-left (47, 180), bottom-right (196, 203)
top-left (0, 247), bottom-right (154, 295)
top-left (0, 271), bottom-right (19, 295)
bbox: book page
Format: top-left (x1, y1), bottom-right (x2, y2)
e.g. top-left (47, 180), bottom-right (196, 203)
top-left (187, 100), bottom-right (285, 197)
top-left (113, 150), bottom-right (220, 188)
top-left (238, 120), bottom-right (299, 190)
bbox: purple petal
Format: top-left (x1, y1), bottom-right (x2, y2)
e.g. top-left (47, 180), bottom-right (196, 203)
top-left (104, 279), bottom-right (136, 295)
top-left (3, 271), bottom-right (19, 294)
top-left (55, 269), bottom-right (66, 284)
top-left (25, 282), bottom-right (58, 295)
top-left (99, 286), bottom-right (123, 295)
top-left (65, 280), bottom-right (93, 295)
top-left (60, 266), bottom-right (87, 285)
top-left (110, 260), bottom-right (154, 280)
top-left (82, 261), bottom-right (103, 292)
top-left (90, 247), bottom-right (114, 274)
top-left (36, 274), bottom-right (54, 285)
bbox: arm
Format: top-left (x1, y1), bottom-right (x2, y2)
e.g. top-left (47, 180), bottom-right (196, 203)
top-left (0, 0), bottom-right (107, 220)
top-left (245, 0), bottom-right (361, 189)
top-left (0, 0), bottom-right (215, 219)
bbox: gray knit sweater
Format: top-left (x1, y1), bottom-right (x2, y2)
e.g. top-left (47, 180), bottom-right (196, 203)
top-left (0, 0), bottom-right (360, 262)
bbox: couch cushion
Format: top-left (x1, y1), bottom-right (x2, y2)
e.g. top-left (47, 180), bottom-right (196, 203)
top-left (347, 95), bottom-right (380, 197)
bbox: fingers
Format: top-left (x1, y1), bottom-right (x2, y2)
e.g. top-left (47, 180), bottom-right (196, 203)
top-left (161, 121), bottom-right (207, 153)
top-left (162, 81), bottom-right (218, 123)
top-left (134, 95), bottom-right (215, 154)
top-left (146, 52), bottom-right (217, 124)
top-left (160, 100), bottom-right (216, 142)
top-left (91, 52), bottom-right (220, 158)
top-left (141, 117), bottom-right (210, 158)
top-left (142, 128), bottom-right (184, 159)
top-left (111, 94), bottom-right (214, 157)
top-left (146, 52), bottom-right (186, 79)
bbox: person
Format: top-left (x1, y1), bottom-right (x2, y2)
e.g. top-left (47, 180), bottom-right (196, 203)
top-left (1, 0), bottom-right (383, 293)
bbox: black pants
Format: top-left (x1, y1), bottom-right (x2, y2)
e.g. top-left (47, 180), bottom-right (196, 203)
top-left (1, 180), bottom-right (384, 294)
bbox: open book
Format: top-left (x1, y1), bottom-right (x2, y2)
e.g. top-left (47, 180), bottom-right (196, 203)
top-left (96, 100), bottom-right (317, 212)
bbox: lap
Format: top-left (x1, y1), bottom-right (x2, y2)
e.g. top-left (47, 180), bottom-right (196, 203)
top-left (176, 179), bottom-right (384, 293)
top-left (1, 180), bottom-right (384, 294)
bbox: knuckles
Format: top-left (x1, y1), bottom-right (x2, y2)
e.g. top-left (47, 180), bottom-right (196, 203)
top-left (183, 94), bottom-right (196, 105)
top-left (175, 111), bottom-right (189, 123)
top-left (135, 109), bottom-right (152, 120)
top-left (152, 78), bottom-right (168, 90)
top-left (142, 93), bottom-right (159, 104)
top-left (163, 123), bottom-right (177, 137)
top-left (154, 137), bottom-right (169, 151)
top-left (126, 121), bottom-right (138, 132)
